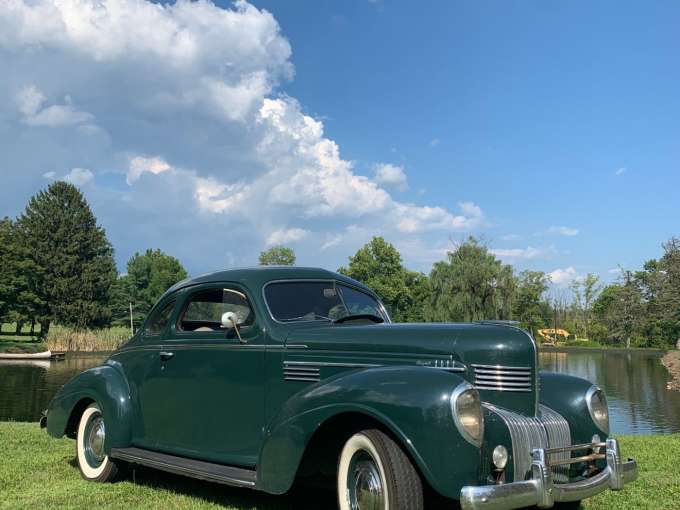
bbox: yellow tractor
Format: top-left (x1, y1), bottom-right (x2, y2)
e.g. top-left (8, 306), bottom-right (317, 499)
top-left (536, 328), bottom-right (571, 345)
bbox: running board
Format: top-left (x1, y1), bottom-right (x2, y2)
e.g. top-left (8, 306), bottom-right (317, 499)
top-left (110, 447), bottom-right (257, 488)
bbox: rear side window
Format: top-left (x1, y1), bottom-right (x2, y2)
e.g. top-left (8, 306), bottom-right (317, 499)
top-left (178, 288), bottom-right (253, 332)
top-left (145, 300), bottom-right (175, 336)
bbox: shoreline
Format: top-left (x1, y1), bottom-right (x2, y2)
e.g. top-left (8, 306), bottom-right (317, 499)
top-left (661, 351), bottom-right (680, 391)
top-left (538, 345), bottom-right (666, 354)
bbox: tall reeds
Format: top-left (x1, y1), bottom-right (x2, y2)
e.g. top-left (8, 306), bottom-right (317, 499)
top-left (45, 325), bottom-right (131, 352)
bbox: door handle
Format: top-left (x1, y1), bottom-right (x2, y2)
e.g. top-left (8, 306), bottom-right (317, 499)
top-left (159, 351), bottom-right (175, 361)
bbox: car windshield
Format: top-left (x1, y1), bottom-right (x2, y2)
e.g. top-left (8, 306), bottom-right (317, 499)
top-left (264, 281), bottom-right (388, 323)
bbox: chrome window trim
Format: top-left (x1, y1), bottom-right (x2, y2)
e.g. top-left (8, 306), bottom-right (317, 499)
top-left (261, 278), bottom-right (392, 325)
top-left (174, 283), bottom-right (257, 335)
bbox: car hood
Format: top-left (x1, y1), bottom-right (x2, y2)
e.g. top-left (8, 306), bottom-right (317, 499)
top-left (285, 322), bottom-right (538, 415)
top-left (286, 322), bottom-right (535, 366)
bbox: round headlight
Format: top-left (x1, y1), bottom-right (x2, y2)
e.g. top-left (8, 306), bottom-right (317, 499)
top-left (451, 383), bottom-right (484, 446)
top-left (586, 386), bottom-right (609, 434)
top-left (492, 445), bottom-right (508, 470)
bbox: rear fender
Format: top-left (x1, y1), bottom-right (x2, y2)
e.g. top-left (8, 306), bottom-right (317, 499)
top-left (46, 360), bottom-right (132, 452)
top-left (257, 366), bottom-right (480, 498)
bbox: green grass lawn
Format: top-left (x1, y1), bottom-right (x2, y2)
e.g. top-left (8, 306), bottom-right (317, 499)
top-left (0, 337), bottom-right (47, 354)
top-left (0, 323), bottom-right (43, 351)
top-left (0, 422), bottom-right (677, 509)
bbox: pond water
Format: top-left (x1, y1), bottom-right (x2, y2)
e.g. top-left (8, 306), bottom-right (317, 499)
top-left (539, 350), bottom-right (680, 435)
top-left (1, 351), bottom-right (678, 435)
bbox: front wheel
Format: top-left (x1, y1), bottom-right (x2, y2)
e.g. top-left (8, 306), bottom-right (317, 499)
top-left (76, 403), bottom-right (125, 482)
top-left (337, 429), bottom-right (424, 510)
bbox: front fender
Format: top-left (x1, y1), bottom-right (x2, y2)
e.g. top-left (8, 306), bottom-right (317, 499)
top-left (539, 371), bottom-right (605, 443)
top-left (257, 366), bottom-right (480, 498)
top-left (46, 360), bottom-right (132, 452)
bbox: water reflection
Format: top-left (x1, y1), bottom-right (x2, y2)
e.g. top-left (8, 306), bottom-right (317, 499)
top-left (0, 355), bottom-right (106, 422)
top-left (539, 350), bottom-right (680, 434)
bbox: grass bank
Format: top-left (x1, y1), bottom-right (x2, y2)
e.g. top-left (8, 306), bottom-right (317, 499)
top-left (0, 338), bottom-right (47, 354)
top-left (1, 422), bottom-right (678, 510)
top-left (45, 325), bottom-right (131, 352)
top-left (0, 322), bottom-right (41, 346)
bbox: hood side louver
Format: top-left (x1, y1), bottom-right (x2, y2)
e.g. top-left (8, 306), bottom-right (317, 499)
top-left (471, 364), bottom-right (532, 392)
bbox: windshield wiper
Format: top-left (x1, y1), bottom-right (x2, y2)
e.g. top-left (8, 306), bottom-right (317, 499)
top-left (333, 313), bottom-right (384, 324)
top-left (282, 313), bottom-right (333, 322)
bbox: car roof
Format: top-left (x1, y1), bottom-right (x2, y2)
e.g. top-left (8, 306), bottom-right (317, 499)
top-left (161, 266), bottom-right (372, 300)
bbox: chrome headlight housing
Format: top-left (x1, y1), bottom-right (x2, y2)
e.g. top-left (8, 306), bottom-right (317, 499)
top-left (451, 382), bottom-right (484, 447)
top-left (586, 386), bottom-right (609, 434)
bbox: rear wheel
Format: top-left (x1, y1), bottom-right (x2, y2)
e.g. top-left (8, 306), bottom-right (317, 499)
top-left (337, 429), bottom-right (423, 510)
top-left (76, 403), bottom-right (125, 482)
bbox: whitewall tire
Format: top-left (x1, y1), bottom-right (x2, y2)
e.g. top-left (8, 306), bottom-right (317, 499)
top-left (337, 429), bottom-right (423, 510)
top-left (76, 403), bottom-right (124, 482)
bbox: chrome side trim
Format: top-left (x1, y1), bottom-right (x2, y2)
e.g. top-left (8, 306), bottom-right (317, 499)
top-left (471, 363), bottom-right (531, 370)
top-left (283, 360), bottom-right (380, 368)
top-left (460, 438), bottom-right (638, 510)
top-left (284, 359), bottom-right (466, 372)
top-left (113, 344), bottom-right (308, 356)
top-left (110, 447), bottom-right (257, 488)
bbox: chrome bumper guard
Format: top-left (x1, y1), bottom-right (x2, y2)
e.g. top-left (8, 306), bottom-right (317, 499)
top-left (460, 438), bottom-right (638, 510)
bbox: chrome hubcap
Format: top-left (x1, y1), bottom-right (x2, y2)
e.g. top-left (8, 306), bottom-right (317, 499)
top-left (86, 416), bottom-right (106, 464)
top-left (348, 452), bottom-right (385, 510)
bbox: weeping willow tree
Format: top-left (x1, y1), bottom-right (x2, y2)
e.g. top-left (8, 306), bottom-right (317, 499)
top-left (426, 237), bottom-right (516, 323)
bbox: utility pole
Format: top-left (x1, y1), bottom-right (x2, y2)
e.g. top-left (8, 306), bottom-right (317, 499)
top-left (129, 302), bottom-right (134, 335)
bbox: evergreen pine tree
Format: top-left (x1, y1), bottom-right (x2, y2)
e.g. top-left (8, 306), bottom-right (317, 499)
top-left (15, 181), bottom-right (117, 333)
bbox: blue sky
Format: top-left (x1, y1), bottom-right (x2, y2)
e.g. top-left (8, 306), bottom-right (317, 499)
top-left (1, 0), bottom-right (678, 289)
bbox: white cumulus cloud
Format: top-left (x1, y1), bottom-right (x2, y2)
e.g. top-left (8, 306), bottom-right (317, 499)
top-left (547, 225), bottom-right (579, 236)
top-left (491, 246), bottom-right (553, 260)
top-left (0, 0), bottom-right (486, 272)
top-left (16, 85), bottom-right (94, 127)
top-left (127, 156), bottom-right (172, 185)
top-left (374, 163), bottom-right (408, 190)
top-left (266, 227), bottom-right (309, 246)
top-left (63, 168), bottom-right (94, 186)
top-left (548, 266), bottom-right (580, 286)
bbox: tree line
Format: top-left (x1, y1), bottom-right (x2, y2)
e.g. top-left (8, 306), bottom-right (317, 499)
top-left (1, 181), bottom-right (678, 349)
top-left (0, 182), bottom-right (186, 335)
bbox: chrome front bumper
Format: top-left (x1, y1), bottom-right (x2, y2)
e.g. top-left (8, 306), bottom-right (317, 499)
top-left (460, 438), bottom-right (638, 510)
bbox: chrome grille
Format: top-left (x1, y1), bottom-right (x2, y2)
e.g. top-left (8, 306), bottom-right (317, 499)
top-left (283, 362), bottom-right (320, 382)
top-left (471, 364), bottom-right (532, 392)
top-left (484, 404), bottom-right (571, 483)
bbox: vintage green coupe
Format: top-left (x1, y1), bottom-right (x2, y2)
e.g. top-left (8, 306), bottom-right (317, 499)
top-left (42, 267), bottom-right (637, 509)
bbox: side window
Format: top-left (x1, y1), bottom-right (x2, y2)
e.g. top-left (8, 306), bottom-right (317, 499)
top-left (338, 285), bottom-right (388, 320)
top-left (178, 288), bottom-right (254, 332)
top-left (145, 300), bottom-right (176, 336)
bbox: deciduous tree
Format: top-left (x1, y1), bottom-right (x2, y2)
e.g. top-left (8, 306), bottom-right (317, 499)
top-left (513, 270), bottom-right (550, 336)
top-left (338, 237), bottom-right (428, 322)
top-left (259, 246), bottom-right (296, 266)
top-left (426, 237), bottom-right (515, 322)
top-left (125, 249), bottom-right (188, 328)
